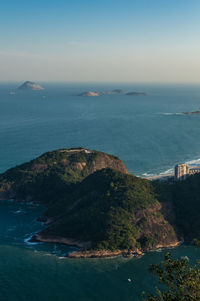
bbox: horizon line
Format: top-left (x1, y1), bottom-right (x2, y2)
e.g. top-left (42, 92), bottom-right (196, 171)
top-left (1, 80), bottom-right (200, 85)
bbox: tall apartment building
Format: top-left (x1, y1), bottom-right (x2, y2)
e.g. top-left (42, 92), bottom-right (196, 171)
top-left (174, 164), bottom-right (189, 181)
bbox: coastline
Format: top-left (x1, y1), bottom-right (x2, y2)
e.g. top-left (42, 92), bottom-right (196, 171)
top-left (65, 240), bottom-right (182, 259)
top-left (144, 173), bottom-right (173, 181)
top-left (67, 240), bottom-right (182, 259)
top-left (31, 233), bottom-right (92, 249)
top-left (0, 149), bottom-right (189, 260)
top-left (142, 157), bottom-right (200, 182)
top-left (0, 191), bottom-right (182, 259)
top-left (31, 232), bottom-right (182, 259)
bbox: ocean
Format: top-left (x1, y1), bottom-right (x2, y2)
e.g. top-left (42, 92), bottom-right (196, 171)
top-left (1, 82), bottom-right (200, 300)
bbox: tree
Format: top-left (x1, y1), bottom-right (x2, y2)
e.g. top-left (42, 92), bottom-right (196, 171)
top-left (142, 253), bottom-right (200, 301)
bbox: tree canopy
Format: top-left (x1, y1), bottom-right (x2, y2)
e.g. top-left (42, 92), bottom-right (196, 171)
top-left (143, 253), bottom-right (200, 301)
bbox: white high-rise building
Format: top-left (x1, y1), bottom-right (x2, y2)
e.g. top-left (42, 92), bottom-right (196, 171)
top-left (174, 164), bottom-right (189, 181)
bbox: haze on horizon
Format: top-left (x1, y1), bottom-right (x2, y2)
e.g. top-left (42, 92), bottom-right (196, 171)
top-left (1, 0), bottom-right (200, 83)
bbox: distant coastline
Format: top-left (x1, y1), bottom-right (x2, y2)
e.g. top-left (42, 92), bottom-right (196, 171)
top-left (143, 162), bottom-right (200, 182)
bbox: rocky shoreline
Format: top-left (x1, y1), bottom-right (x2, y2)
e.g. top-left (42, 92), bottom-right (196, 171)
top-left (31, 232), bottom-right (182, 259)
top-left (0, 147), bottom-right (188, 259)
top-left (31, 233), bottom-right (145, 258)
top-left (31, 233), bottom-right (92, 249)
top-left (0, 194), bottom-right (183, 259)
top-left (0, 195), bottom-right (182, 259)
top-left (67, 249), bottom-right (144, 258)
top-left (67, 240), bottom-right (182, 259)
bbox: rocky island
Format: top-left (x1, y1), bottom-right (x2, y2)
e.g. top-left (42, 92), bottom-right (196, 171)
top-left (182, 110), bottom-right (200, 115)
top-left (18, 81), bottom-right (44, 90)
top-left (78, 91), bottom-right (100, 97)
top-left (100, 89), bottom-right (124, 95)
top-left (0, 147), bottom-right (199, 258)
top-left (78, 90), bottom-right (124, 97)
top-left (126, 92), bottom-right (146, 96)
top-left (78, 89), bottom-right (150, 97)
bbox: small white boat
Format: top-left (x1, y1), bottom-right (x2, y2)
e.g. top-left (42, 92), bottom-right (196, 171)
top-left (128, 278), bottom-right (132, 282)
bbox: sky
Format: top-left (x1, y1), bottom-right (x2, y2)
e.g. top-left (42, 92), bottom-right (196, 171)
top-left (1, 0), bottom-right (200, 82)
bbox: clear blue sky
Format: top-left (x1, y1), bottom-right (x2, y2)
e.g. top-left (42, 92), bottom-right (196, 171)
top-left (1, 0), bottom-right (200, 82)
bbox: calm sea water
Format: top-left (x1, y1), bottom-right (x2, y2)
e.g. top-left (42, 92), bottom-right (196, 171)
top-left (1, 82), bottom-right (200, 300)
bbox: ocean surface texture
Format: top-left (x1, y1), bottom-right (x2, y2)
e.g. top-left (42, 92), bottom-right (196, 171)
top-left (1, 82), bottom-right (200, 300)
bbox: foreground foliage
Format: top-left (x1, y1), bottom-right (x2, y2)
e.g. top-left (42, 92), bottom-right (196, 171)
top-left (143, 253), bottom-right (200, 301)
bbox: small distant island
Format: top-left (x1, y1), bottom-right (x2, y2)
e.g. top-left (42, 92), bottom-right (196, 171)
top-left (18, 81), bottom-right (44, 90)
top-left (78, 89), bottom-right (146, 97)
top-left (101, 89), bottom-right (124, 95)
top-left (126, 91), bottom-right (146, 96)
top-left (182, 110), bottom-right (200, 115)
top-left (79, 91), bottom-right (100, 97)
top-left (78, 89), bottom-right (124, 97)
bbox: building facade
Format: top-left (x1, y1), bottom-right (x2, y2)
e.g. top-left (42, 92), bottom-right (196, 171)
top-left (174, 164), bottom-right (189, 181)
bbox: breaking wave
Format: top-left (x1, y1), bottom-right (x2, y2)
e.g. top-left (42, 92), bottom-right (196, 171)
top-left (142, 157), bottom-right (200, 179)
top-left (186, 157), bottom-right (200, 166)
top-left (24, 234), bottom-right (42, 245)
top-left (162, 112), bottom-right (184, 116)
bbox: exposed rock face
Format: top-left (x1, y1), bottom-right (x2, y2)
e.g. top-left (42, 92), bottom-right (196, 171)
top-left (134, 202), bottom-right (178, 250)
top-left (18, 81), bottom-right (44, 90)
top-left (88, 152), bottom-right (128, 174)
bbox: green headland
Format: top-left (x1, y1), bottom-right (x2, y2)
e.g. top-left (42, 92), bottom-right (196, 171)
top-left (0, 148), bottom-right (199, 258)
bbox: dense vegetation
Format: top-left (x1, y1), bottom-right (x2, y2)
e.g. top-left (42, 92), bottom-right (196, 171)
top-left (2, 148), bottom-right (200, 252)
top-left (37, 168), bottom-right (200, 250)
top-left (40, 168), bottom-right (177, 251)
top-left (151, 174), bottom-right (200, 244)
top-left (0, 148), bottom-right (126, 206)
top-left (143, 253), bottom-right (200, 301)
top-left (172, 174), bottom-right (200, 241)
top-left (0, 148), bottom-right (178, 251)
top-left (151, 174), bottom-right (200, 243)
